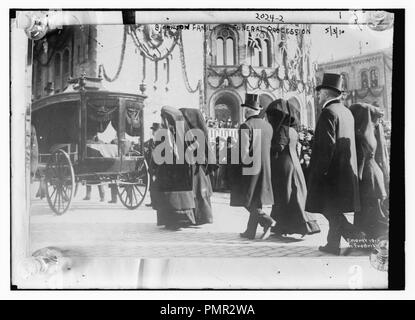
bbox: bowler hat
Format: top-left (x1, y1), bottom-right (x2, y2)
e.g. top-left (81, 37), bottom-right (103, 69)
top-left (241, 93), bottom-right (262, 110)
top-left (150, 122), bottom-right (161, 130)
top-left (316, 73), bottom-right (343, 94)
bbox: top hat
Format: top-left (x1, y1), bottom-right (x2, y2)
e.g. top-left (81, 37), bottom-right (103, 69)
top-left (241, 93), bottom-right (262, 110)
top-left (150, 122), bottom-right (161, 130)
top-left (316, 73), bottom-right (343, 94)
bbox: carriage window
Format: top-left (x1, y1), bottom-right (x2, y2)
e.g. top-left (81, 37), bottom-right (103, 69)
top-left (62, 50), bottom-right (70, 90)
top-left (86, 102), bottom-right (119, 158)
top-left (54, 53), bottom-right (61, 93)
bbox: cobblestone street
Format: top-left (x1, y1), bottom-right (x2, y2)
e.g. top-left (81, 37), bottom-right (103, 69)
top-left (31, 189), bottom-right (365, 258)
top-left (24, 187), bottom-right (388, 289)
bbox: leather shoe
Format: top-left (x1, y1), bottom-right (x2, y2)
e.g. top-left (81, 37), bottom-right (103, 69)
top-left (240, 231), bottom-right (255, 240)
top-left (258, 216), bottom-right (276, 240)
top-left (318, 245), bottom-right (340, 256)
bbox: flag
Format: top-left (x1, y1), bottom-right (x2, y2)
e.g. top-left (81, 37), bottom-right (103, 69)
top-left (247, 32), bottom-right (262, 51)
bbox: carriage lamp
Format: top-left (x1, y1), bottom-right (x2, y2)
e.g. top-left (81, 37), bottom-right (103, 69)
top-left (139, 82), bottom-right (147, 95)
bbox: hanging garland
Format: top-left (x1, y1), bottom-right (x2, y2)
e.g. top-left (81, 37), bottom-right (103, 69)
top-left (98, 25), bottom-right (127, 82)
top-left (354, 86), bottom-right (384, 99)
top-left (178, 32), bottom-right (202, 93)
top-left (207, 65), bottom-right (298, 92)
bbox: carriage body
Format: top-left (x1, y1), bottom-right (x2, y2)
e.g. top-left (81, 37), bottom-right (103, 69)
top-left (32, 76), bottom-right (150, 214)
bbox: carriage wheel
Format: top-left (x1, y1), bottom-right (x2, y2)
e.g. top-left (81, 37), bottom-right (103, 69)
top-left (45, 149), bottom-right (75, 215)
top-left (117, 155), bottom-right (150, 210)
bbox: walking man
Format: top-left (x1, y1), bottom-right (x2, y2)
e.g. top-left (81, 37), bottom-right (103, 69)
top-left (144, 123), bottom-right (161, 207)
top-left (306, 73), bottom-right (364, 255)
top-left (230, 93), bottom-right (275, 240)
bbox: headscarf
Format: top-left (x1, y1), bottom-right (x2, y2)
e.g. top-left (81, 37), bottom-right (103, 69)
top-left (349, 103), bottom-right (387, 182)
top-left (180, 108), bottom-right (218, 174)
top-left (375, 121), bottom-right (390, 192)
top-left (160, 106), bottom-right (189, 162)
top-left (265, 99), bottom-right (299, 150)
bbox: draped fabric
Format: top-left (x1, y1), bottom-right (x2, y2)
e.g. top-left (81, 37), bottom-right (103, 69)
top-left (266, 99), bottom-right (299, 155)
top-left (350, 103), bottom-right (389, 238)
top-left (87, 100), bottom-right (118, 134)
top-left (375, 123), bottom-right (390, 193)
top-left (125, 101), bottom-right (143, 136)
top-left (179, 108), bottom-right (215, 225)
top-left (153, 106), bottom-right (195, 228)
top-left (266, 99), bottom-right (320, 236)
top-left (179, 108), bottom-right (218, 175)
top-left (355, 86), bottom-right (384, 99)
top-left (87, 99), bottom-right (143, 136)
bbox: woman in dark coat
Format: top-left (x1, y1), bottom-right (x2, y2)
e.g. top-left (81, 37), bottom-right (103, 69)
top-left (180, 108), bottom-right (217, 225)
top-left (153, 106), bottom-right (196, 230)
top-left (349, 103), bottom-right (389, 240)
top-left (266, 99), bottom-right (320, 236)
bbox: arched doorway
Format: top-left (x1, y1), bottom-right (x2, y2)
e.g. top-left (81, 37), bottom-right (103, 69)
top-left (211, 91), bottom-right (241, 125)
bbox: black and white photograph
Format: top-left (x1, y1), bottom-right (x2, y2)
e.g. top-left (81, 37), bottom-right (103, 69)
top-left (7, 7), bottom-right (405, 292)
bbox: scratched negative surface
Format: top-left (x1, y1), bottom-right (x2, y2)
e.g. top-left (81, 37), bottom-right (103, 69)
top-left (12, 9), bottom-right (396, 289)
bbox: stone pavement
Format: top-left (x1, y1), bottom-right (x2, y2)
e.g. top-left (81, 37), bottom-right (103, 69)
top-left (30, 187), bottom-right (367, 259)
top-left (22, 186), bottom-right (388, 289)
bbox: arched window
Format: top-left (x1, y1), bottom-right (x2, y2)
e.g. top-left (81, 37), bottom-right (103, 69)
top-left (54, 53), bottom-right (61, 92)
top-left (249, 33), bottom-right (272, 67)
top-left (370, 68), bottom-right (379, 88)
top-left (361, 71), bottom-right (369, 89)
top-left (216, 37), bottom-right (224, 65)
top-left (225, 38), bottom-right (235, 65)
top-left (263, 39), bottom-right (271, 67)
top-left (62, 49), bottom-right (70, 90)
top-left (256, 38), bottom-right (263, 66)
top-left (341, 73), bottom-right (348, 91)
top-left (252, 45), bottom-right (261, 67)
top-left (214, 26), bottom-right (238, 66)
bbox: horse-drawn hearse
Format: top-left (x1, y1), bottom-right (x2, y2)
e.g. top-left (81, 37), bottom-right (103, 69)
top-left (31, 75), bottom-right (150, 215)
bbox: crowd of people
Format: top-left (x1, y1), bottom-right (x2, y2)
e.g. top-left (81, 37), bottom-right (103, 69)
top-left (31, 72), bottom-right (390, 256)
top-left (205, 117), bottom-right (239, 129)
top-left (144, 72), bottom-right (389, 256)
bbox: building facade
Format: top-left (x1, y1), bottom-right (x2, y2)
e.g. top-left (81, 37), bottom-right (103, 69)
top-left (31, 23), bottom-right (318, 137)
top-left (317, 49), bottom-right (393, 122)
top-left (204, 24), bottom-right (317, 129)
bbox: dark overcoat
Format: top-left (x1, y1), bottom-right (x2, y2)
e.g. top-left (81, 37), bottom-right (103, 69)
top-left (230, 115), bottom-right (274, 208)
top-left (305, 100), bottom-right (360, 215)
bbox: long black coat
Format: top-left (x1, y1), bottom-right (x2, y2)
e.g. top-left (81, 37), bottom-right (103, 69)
top-left (230, 115), bottom-right (274, 208)
top-left (305, 100), bottom-right (360, 215)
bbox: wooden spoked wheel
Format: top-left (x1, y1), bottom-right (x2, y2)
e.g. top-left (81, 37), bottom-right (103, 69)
top-left (45, 149), bottom-right (75, 215)
top-left (117, 154), bottom-right (150, 210)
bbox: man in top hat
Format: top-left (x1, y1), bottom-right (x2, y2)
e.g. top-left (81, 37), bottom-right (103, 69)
top-left (144, 122), bottom-right (161, 207)
top-left (230, 93), bottom-right (275, 240)
top-left (306, 73), bottom-right (363, 255)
